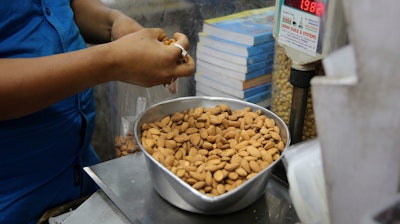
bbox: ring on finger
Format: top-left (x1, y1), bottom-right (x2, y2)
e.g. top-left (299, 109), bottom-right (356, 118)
top-left (173, 43), bottom-right (188, 58)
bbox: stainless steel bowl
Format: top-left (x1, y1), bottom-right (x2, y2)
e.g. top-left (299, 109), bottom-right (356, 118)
top-left (133, 96), bottom-right (290, 214)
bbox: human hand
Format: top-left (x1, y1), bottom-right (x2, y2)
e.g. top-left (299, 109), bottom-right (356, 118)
top-left (110, 13), bottom-right (144, 41)
top-left (107, 28), bottom-right (195, 87)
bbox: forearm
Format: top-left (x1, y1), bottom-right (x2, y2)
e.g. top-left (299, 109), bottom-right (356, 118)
top-left (72, 0), bottom-right (143, 43)
top-left (0, 28), bottom-right (195, 121)
top-left (0, 44), bottom-right (114, 120)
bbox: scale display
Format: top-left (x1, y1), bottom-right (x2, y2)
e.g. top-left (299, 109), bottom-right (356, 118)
top-left (284, 0), bottom-right (326, 16)
top-left (275, 0), bottom-right (329, 60)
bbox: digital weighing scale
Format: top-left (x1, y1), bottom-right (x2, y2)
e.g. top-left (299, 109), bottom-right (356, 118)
top-left (274, 0), bottom-right (347, 144)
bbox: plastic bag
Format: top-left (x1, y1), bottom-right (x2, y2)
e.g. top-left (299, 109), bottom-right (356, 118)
top-left (283, 139), bottom-right (330, 224)
top-left (110, 81), bottom-right (178, 157)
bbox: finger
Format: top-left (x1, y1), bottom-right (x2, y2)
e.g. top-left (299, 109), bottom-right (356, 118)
top-left (150, 28), bottom-right (168, 41)
top-left (168, 43), bottom-right (189, 64)
top-left (172, 54), bottom-right (195, 78)
top-left (173, 32), bottom-right (189, 49)
top-left (172, 43), bottom-right (188, 58)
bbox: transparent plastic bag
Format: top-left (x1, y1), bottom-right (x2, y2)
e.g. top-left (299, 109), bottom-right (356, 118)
top-left (110, 81), bottom-right (177, 157)
top-left (283, 139), bottom-right (330, 224)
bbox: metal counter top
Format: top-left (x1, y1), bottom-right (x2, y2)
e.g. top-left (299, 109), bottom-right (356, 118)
top-left (78, 152), bottom-right (299, 224)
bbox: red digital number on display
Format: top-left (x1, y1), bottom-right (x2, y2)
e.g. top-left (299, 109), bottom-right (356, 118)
top-left (300, 0), bottom-right (325, 16)
top-left (284, 0), bottom-right (326, 16)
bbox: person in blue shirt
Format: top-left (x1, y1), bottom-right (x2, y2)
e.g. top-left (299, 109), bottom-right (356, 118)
top-left (0, 0), bottom-right (195, 223)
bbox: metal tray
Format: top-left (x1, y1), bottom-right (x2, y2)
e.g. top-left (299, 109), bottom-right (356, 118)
top-left (84, 152), bottom-right (299, 224)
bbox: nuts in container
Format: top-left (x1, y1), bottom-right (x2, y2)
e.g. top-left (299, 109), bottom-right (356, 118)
top-left (271, 44), bottom-right (318, 140)
top-left (115, 132), bottom-right (139, 157)
top-left (114, 97), bottom-right (147, 158)
top-left (140, 104), bottom-right (285, 197)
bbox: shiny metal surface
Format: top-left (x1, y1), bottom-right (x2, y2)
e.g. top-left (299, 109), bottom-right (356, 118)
top-left (133, 96), bottom-right (291, 214)
top-left (84, 152), bottom-right (300, 224)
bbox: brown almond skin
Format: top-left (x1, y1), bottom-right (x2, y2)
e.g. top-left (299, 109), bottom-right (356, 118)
top-left (140, 104), bottom-right (286, 196)
top-left (213, 170), bottom-right (224, 182)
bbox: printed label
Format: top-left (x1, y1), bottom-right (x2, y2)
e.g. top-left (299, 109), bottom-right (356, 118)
top-left (278, 5), bottom-right (321, 56)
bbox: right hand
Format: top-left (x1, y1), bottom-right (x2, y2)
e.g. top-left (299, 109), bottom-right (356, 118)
top-left (107, 28), bottom-right (195, 87)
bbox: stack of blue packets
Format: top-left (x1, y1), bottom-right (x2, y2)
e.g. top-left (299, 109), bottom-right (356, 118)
top-left (195, 7), bottom-right (276, 108)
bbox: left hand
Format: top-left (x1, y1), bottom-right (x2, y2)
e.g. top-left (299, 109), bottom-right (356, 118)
top-left (110, 13), bottom-right (144, 41)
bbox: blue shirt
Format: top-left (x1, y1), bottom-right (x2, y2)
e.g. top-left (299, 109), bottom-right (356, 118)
top-left (0, 1), bottom-right (98, 223)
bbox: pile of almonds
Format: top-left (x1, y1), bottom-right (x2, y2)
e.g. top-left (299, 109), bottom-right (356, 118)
top-left (115, 132), bottom-right (139, 157)
top-left (140, 104), bottom-right (285, 197)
